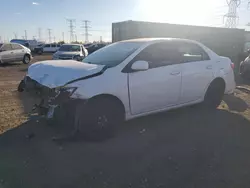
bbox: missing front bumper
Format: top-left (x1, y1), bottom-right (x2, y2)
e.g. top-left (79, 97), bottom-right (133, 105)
top-left (18, 77), bottom-right (71, 119)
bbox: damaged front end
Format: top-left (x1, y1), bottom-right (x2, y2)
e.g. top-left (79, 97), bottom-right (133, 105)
top-left (18, 76), bottom-right (78, 119)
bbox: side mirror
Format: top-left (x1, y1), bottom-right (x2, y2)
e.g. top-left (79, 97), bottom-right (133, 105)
top-left (131, 60), bottom-right (149, 71)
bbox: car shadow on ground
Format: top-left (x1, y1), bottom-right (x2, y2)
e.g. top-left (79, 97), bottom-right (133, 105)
top-left (0, 62), bottom-right (23, 67)
top-left (1, 105), bottom-right (250, 188)
top-left (223, 94), bottom-right (248, 112)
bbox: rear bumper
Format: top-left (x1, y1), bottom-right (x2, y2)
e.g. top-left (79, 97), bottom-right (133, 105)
top-left (224, 71), bottom-right (236, 95)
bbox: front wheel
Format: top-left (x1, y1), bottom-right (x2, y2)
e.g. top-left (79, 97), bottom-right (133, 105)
top-left (23, 54), bottom-right (31, 64)
top-left (77, 98), bottom-right (124, 141)
top-left (203, 80), bottom-right (225, 109)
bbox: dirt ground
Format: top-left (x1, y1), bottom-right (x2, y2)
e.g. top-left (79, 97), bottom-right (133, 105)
top-left (1, 56), bottom-right (250, 188)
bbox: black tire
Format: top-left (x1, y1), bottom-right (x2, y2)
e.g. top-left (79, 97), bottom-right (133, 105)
top-left (203, 79), bottom-right (225, 109)
top-left (23, 54), bottom-right (31, 64)
top-left (17, 80), bottom-right (25, 92)
top-left (77, 97), bottom-right (124, 141)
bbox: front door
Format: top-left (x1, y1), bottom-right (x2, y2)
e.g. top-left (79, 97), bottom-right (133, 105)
top-left (128, 42), bottom-right (182, 115)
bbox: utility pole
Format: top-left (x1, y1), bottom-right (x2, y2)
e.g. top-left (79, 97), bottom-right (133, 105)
top-left (13, 32), bottom-right (18, 39)
top-left (48, 28), bottom-right (52, 43)
top-left (38, 28), bottom-right (42, 40)
top-left (66, 19), bottom-right (76, 42)
top-left (75, 34), bottom-right (77, 42)
top-left (224, 0), bottom-right (241, 28)
top-left (24, 30), bottom-right (27, 40)
top-left (62, 32), bottom-right (64, 42)
top-left (81, 20), bottom-right (91, 43)
top-left (100, 36), bottom-right (102, 42)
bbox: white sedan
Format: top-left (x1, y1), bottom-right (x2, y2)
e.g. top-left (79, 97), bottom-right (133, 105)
top-left (19, 38), bottom-right (235, 139)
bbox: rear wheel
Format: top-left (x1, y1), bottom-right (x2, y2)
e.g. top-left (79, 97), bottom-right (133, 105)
top-left (77, 97), bottom-right (124, 141)
top-left (23, 54), bottom-right (31, 64)
top-left (203, 79), bottom-right (225, 109)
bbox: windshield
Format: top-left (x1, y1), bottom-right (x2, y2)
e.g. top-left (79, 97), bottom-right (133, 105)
top-left (59, 45), bottom-right (80, 52)
top-left (83, 42), bottom-right (143, 67)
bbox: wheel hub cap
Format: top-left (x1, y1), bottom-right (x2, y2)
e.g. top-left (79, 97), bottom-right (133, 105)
top-left (97, 115), bottom-right (108, 128)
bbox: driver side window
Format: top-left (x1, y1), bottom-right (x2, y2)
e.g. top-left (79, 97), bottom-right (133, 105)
top-left (134, 42), bottom-right (181, 69)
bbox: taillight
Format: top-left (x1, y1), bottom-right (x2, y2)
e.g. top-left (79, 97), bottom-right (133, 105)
top-left (230, 62), bottom-right (235, 69)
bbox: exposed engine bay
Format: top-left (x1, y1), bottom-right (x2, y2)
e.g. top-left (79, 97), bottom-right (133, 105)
top-left (18, 76), bottom-right (78, 119)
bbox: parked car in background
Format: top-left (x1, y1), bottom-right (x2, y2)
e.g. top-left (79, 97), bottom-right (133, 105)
top-left (239, 49), bottom-right (250, 79)
top-left (83, 43), bottom-right (92, 48)
top-left (34, 43), bottom-right (61, 54)
top-left (10, 39), bottom-right (44, 51)
top-left (52, 44), bottom-right (88, 61)
top-left (86, 43), bottom-right (106, 54)
top-left (0, 43), bottom-right (32, 64)
top-left (20, 38), bottom-right (235, 139)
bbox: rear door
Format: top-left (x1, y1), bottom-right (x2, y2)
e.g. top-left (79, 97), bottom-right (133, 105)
top-left (11, 43), bottom-right (25, 61)
top-left (0, 44), bottom-right (15, 62)
top-left (178, 42), bottom-right (215, 103)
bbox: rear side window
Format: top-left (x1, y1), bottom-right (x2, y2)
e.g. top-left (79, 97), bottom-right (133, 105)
top-left (11, 43), bottom-right (23, 50)
top-left (134, 42), bottom-right (181, 69)
top-left (178, 42), bottom-right (210, 63)
top-left (44, 44), bottom-right (50, 47)
top-left (1, 44), bottom-right (12, 51)
top-left (51, 44), bottom-right (56, 47)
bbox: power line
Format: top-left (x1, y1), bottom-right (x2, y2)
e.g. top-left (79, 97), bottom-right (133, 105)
top-left (81, 20), bottom-right (91, 43)
top-left (224, 0), bottom-right (241, 28)
top-left (66, 19), bottom-right (76, 42)
top-left (48, 28), bottom-right (52, 43)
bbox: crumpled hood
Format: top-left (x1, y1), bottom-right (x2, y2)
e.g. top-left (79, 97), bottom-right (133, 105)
top-left (27, 60), bottom-right (105, 88)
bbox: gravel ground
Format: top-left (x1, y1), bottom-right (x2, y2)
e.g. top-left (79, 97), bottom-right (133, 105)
top-left (1, 56), bottom-right (250, 188)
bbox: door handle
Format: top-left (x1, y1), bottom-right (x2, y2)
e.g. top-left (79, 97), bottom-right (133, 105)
top-left (170, 71), bottom-right (180, 75)
top-left (206, 65), bottom-right (212, 69)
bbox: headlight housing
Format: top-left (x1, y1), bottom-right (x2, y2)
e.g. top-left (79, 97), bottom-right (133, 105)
top-left (50, 87), bottom-right (77, 104)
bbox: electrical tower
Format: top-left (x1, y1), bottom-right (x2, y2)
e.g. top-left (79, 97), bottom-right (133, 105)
top-left (66, 19), bottom-right (76, 42)
top-left (81, 20), bottom-right (91, 43)
top-left (48, 28), bottom-right (52, 43)
top-left (38, 28), bottom-right (42, 40)
top-left (224, 0), bottom-right (241, 28)
top-left (24, 30), bottom-right (27, 40)
top-left (13, 32), bottom-right (18, 39)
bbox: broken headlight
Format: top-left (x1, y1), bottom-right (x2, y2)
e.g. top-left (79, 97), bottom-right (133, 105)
top-left (60, 87), bottom-right (77, 96)
top-left (50, 87), bottom-right (77, 104)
